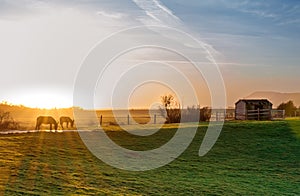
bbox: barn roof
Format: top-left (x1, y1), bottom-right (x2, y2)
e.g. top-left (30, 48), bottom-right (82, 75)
top-left (235, 99), bottom-right (273, 105)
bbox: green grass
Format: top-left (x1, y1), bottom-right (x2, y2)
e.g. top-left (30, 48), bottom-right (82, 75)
top-left (0, 120), bottom-right (299, 195)
top-left (286, 118), bottom-right (300, 138)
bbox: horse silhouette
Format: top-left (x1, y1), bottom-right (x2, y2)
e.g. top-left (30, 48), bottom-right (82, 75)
top-left (35, 116), bottom-right (58, 131)
top-left (60, 116), bottom-right (74, 129)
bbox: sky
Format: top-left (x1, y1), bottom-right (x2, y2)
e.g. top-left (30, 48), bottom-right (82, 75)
top-left (0, 0), bottom-right (299, 109)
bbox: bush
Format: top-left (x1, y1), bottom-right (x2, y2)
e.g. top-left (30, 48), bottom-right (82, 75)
top-left (160, 94), bottom-right (212, 123)
top-left (165, 108), bottom-right (181, 123)
top-left (277, 100), bottom-right (297, 117)
top-left (160, 94), bottom-right (181, 124)
top-left (0, 110), bottom-right (19, 131)
top-left (200, 107), bottom-right (211, 122)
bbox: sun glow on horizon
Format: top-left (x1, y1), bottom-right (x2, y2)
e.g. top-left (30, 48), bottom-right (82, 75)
top-left (5, 91), bottom-right (73, 109)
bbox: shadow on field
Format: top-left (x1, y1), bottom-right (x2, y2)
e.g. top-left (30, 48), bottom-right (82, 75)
top-left (286, 118), bottom-right (300, 139)
top-left (0, 121), bottom-right (299, 195)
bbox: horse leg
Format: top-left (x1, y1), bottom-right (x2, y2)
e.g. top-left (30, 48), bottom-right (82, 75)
top-left (36, 122), bottom-right (41, 130)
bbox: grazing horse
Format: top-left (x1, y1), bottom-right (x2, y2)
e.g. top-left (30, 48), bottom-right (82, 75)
top-left (35, 116), bottom-right (58, 131)
top-left (60, 116), bottom-right (74, 129)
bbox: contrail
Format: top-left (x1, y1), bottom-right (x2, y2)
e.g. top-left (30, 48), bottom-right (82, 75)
top-left (132, 0), bottom-right (220, 56)
top-left (131, 0), bottom-right (225, 158)
top-left (152, 0), bottom-right (180, 21)
top-left (132, 0), bottom-right (181, 26)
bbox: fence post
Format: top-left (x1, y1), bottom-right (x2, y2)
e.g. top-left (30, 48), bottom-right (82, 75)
top-left (127, 114), bottom-right (130, 125)
top-left (258, 108), bottom-right (260, 120)
top-left (154, 114), bottom-right (156, 124)
top-left (100, 115), bottom-right (102, 126)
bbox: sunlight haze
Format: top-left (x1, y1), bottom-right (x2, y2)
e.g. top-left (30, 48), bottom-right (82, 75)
top-left (0, 0), bottom-right (299, 109)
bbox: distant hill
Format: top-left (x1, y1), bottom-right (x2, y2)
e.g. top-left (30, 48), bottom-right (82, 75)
top-left (246, 91), bottom-right (300, 107)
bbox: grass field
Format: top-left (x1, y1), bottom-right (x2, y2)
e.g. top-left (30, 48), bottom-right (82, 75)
top-left (0, 120), bottom-right (299, 195)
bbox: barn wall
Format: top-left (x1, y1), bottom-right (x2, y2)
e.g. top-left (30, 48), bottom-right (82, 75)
top-left (235, 101), bottom-right (246, 120)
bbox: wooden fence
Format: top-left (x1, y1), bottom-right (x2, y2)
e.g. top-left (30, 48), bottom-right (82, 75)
top-left (246, 109), bottom-right (272, 120)
top-left (98, 110), bottom-right (232, 126)
top-left (99, 114), bottom-right (166, 126)
top-left (245, 109), bottom-right (285, 120)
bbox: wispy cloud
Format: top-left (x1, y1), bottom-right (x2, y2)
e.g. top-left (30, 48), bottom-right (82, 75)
top-left (96, 10), bottom-right (125, 19)
top-left (224, 0), bottom-right (278, 19)
top-left (239, 8), bottom-right (277, 19)
top-left (132, 0), bottom-right (181, 26)
top-left (125, 59), bottom-right (258, 67)
top-left (152, 0), bottom-right (180, 21)
top-left (132, 0), bottom-right (222, 60)
top-left (278, 18), bottom-right (300, 26)
top-left (223, 0), bottom-right (300, 26)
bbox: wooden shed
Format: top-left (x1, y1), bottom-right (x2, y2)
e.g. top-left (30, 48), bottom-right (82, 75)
top-left (235, 99), bottom-right (273, 120)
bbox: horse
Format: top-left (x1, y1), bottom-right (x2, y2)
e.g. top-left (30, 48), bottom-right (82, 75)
top-left (59, 116), bottom-right (74, 129)
top-left (35, 116), bottom-right (58, 131)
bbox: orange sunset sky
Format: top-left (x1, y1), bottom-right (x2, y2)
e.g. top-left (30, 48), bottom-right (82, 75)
top-left (0, 0), bottom-right (299, 109)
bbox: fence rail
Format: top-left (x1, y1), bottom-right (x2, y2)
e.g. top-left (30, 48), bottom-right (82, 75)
top-left (99, 114), bottom-right (166, 126)
top-left (245, 109), bottom-right (285, 120)
top-left (6, 109), bottom-right (287, 130)
top-left (247, 108), bottom-right (271, 120)
top-left (98, 110), bottom-right (233, 126)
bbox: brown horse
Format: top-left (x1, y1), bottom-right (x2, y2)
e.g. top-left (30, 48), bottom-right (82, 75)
top-left (35, 116), bottom-right (58, 130)
top-left (59, 116), bottom-right (74, 129)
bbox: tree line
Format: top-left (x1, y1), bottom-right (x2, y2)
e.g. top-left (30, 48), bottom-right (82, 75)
top-left (277, 100), bottom-right (299, 117)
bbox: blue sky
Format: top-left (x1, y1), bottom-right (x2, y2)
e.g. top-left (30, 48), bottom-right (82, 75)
top-left (0, 0), bottom-right (299, 108)
top-left (160, 0), bottom-right (300, 105)
top-left (168, 0), bottom-right (300, 64)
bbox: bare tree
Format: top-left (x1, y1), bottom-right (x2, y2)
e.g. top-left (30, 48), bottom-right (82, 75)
top-left (160, 94), bottom-right (181, 123)
top-left (161, 95), bottom-right (174, 109)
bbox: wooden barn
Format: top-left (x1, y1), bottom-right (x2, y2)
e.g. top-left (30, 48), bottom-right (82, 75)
top-left (235, 99), bottom-right (273, 120)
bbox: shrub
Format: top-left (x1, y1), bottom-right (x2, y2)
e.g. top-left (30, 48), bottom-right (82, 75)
top-left (277, 100), bottom-right (297, 117)
top-left (160, 94), bottom-right (181, 123)
top-left (200, 107), bottom-right (211, 122)
top-left (0, 110), bottom-right (19, 131)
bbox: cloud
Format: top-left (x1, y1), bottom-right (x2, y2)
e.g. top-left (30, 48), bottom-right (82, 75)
top-left (222, 0), bottom-right (277, 19)
top-left (132, 0), bottom-right (181, 26)
top-left (132, 0), bottom-right (222, 61)
top-left (238, 8), bottom-right (277, 19)
top-left (96, 10), bottom-right (125, 19)
top-left (278, 18), bottom-right (300, 26)
top-left (223, 0), bottom-right (300, 27)
top-left (152, 0), bottom-right (180, 21)
top-left (125, 59), bottom-right (259, 67)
